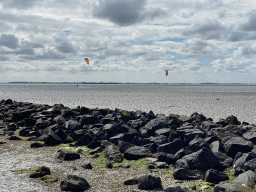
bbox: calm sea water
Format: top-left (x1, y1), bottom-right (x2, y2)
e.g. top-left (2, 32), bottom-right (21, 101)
top-left (1, 83), bottom-right (256, 124)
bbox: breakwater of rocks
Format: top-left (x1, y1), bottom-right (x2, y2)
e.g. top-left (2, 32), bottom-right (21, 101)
top-left (1, 98), bottom-right (256, 191)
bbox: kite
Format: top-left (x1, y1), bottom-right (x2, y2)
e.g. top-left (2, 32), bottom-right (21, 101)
top-left (165, 70), bottom-right (168, 76)
top-left (84, 58), bottom-right (89, 64)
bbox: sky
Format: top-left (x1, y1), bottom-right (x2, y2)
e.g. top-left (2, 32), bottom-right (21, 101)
top-left (0, 0), bottom-right (256, 83)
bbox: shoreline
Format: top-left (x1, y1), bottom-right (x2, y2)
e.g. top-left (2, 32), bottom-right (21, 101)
top-left (1, 99), bottom-right (256, 191)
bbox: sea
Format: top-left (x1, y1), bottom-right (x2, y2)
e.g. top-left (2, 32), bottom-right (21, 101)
top-left (0, 83), bottom-right (256, 124)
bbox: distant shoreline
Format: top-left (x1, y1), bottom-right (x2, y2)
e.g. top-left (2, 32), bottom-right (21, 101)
top-left (1, 82), bottom-right (256, 85)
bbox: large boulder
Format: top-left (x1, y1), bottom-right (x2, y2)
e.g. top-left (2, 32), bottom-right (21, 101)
top-left (232, 170), bottom-right (256, 185)
top-left (157, 139), bottom-right (183, 154)
top-left (140, 118), bottom-right (167, 136)
top-left (214, 182), bottom-right (255, 192)
top-left (204, 169), bottom-right (229, 182)
top-left (57, 150), bottom-right (80, 161)
top-left (124, 146), bottom-right (151, 160)
top-left (60, 175), bottom-right (90, 191)
top-left (175, 147), bottom-right (220, 171)
top-left (118, 140), bottom-right (135, 153)
top-left (243, 131), bottom-right (256, 144)
top-left (243, 158), bottom-right (256, 171)
top-left (173, 168), bottom-right (204, 180)
top-left (233, 153), bottom-right (256, 169)
top-left (65, 120), bottom-right (83, 132)
top-left (137, 174), bottom-right (162, 190)
top-left (224, 137), bottom-right (254, 158)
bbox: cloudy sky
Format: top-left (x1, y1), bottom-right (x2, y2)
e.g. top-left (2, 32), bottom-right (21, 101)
top-left (0, 0), bottom-right (256, 83)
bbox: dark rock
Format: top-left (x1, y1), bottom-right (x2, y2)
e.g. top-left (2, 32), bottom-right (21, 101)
top-left (173, 168), bottom-right (204, 180)
top-left (82, 163), bottom-right (92, 169)
top-left (8, 135), bottom-right (22, 140)
top-left (157, 153), bottom-right (176, 164)
top-left (44, 133), bottom-right (62, 146)
top-left (204, 169), bottom-right (229, 182)
top-left (124, 146), bottom-right (151, 160)
top-left (65, 120), bottom-right (83, 132)
top-left (140, 118), bottom-right (167, 136)
top-left (234, 167), bottom-right (244, 176)
top-left (243, 131), bottom-right (256, 144)
top-left (137, 174), bottom-right (162, 190)
top-left (224, 137), bottom-right (254, 158)
top-left (102, 123), bottom-right (119, 134)
top-left (225, 115), bottom-right (240, 125)
top-left (60, 175), bottom-right (90, 191)
top-left (127, 119), bottom-right (145, 130)
top-left (154, 161), bottom-right (169, 169)
top-left (57, 150), bottom-right (80, 161)
top-left (232, 170), bottom-right (256, 185)
top-left (243, 158), bottom-right (256, 171)
top-left (118, 140), bottom-right (135, 153)
top-left (19, 128), bottom-right (32, 137)
top-left (30, 142), bottom-right (44, 148)
top-left (123, 132), bottom-right (143, 143)
top-left (105, 150), bottom-right (123, 162)
top-left (214, 152), bottom-right (233, 169)
top-left (175, 147), bottom-right (220, 171)
top-left (92, 130), bottom-right (110, 141)
top-left (109, 133), bottom-right (124, 145)
top-left (106, 160), bottom-right (113, 169)
top-left (87, 141), bottom-right (101, 149)
top-left (214, 182), bottom-right (255, 192)
top-left (233, 153), bottom-right (256, 169)
top-left (74, 134), bottom-right (92, 146)
top-left (30, 166), bottom-right (51, 178)
top-left (157, 139), bottom-right (183, 154)
top-left (132, 136), bottom-right (144, 146)
top-left (168, 129), bottom-right (179, 142)
top-left (164, 186), bottom-right (189, 192)
top-left (155, 128), bottom-right (171, 137)
top-left (123, 177), bottom-right (138, 185)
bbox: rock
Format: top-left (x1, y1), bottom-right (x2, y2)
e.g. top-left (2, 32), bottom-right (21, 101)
top-left (157, 152), bottom-right (176, 164)
top-left (109, 133), bottom-right (124, 145)
top-left (44, 133), bottom-right (62, 146)
top-left (224, 137), bottom-right (254, 158)
top-left (123, 177), bottom-right (138, 185)
top-left (74, 134), bottom-right (92, 146)
top-left (124, 146), bottom-right (151, 160)
top-left (225, 115), bottom-right (240, 125)
top-left (60, 175), bottom-right (90, 191)
top-left (102, 123), bottom-right (119, 134)
top-left (155, 128), bottom-right (171, 137)
top-left (8, 135), bottom-right (22, 140)
top-left (173, 168), bottom-right (204, 180)
top-left (106, 160), bottom-right (113, 169)
top-left (57, 150), bottom-right (80, 161)
top-left (118, 140), bottom-right (135, 153)
top-left (81, 163), bottom-right (92, 169)
top-left (164, 186), bottom-right (189, 192)
top-left (137, 174), bottom-right (162, 190)
top-left (30, 166), bottom-right (51, 178)
top-left (243, 131), bottom-right (256, 144)
top-left (157, 139), bottom-right (183, 154)
top-left (105, 150), bottom-right (123, 162)
top-left (214, 182), bottom-right (255, 192)
top-left (175, 147), bottom-right (220, 171)
top-left (30, 142), bottom-right (44, 148)
top-left (140, 118), bottom-right (167, 136)
top-left (232, 170), bottom-right (256, 185)
top-left (154, 161), bottom-right (169, 169)
top-left (204, 169), bottom-right (229, 182)
top-left (243, 158), bottom-right (256, 171)
top-left (65, 120), bottom-right (83, 132)
top-left (234, 167), bottom-right (244, 176)
top-left (89, 147), bottom-right (102, 154)
top-left (233, 153), bottom-right (255, 169)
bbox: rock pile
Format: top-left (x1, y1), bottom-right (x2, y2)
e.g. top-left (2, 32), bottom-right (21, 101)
top-left (1, 99), bottom-right (256, 191)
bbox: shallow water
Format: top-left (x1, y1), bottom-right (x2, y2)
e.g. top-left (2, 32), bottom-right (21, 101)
top-left (0, 83), bottom-right (256, 124)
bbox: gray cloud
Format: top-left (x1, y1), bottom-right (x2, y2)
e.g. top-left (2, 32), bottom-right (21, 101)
top-left (92, 0), bottom-right (165, 26)
top-left (0, 34), bottom-right (19, 49)
top-left (239, 11), bottom-right (256, 31)
top-left (56, 42), bottom-right (76, 53)
top-left (182, 20), bottom-right (228, 40)
top-left (227, 32), bottom-right (248, 42)
top-left (1, 0), bottom-right (41, 9)
top-left (19, 50), bottom-right (64, 61)
top-left (43, 65), bottom-right (63, 72)
top-left (0, 55), bottom-right (9, 61)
